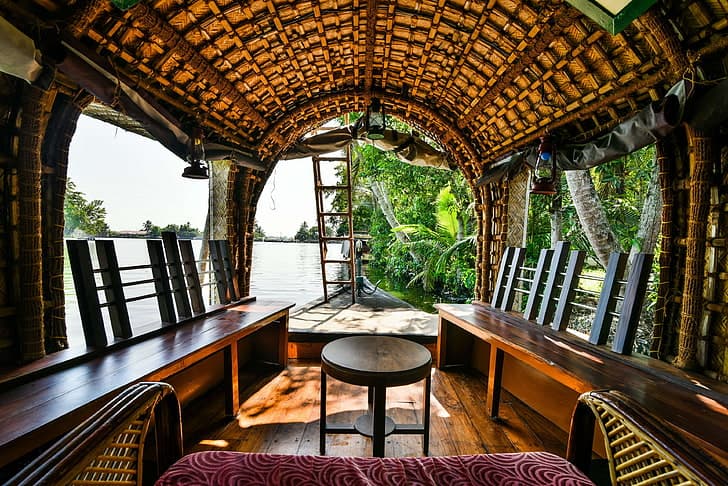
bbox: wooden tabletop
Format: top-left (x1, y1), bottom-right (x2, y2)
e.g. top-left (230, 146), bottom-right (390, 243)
top-left (321, 336), bottom-right (432, 388)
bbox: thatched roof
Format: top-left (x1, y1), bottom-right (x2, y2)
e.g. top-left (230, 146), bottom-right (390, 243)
top-left (2, 1), bottom-right (727, 176)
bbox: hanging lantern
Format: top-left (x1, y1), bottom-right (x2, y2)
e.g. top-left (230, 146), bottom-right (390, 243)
top-left (531, 134), bottom-right (557, 195)
top-left (182, 127), bottom-right (209, 179)
top-left (365, 98), bottom-right (386, 140)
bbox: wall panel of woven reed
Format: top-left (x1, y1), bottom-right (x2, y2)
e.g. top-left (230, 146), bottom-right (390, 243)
top-left (0, 73), bottom-right (19, 364)
top-left (655, 128), bottom-right (727, 381)
top-left (710, 138), bottom-right (728, 381)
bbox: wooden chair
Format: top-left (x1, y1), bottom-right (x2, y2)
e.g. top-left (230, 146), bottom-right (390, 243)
top-left (6, 382), bottom-right (182, 486)
top-left (568, 390), bottom-right (725, 485)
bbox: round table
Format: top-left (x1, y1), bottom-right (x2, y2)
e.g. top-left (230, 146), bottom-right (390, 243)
top-left (319, 335), bottom-right (432, 457)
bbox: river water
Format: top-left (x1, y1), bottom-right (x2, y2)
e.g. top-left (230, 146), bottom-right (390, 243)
top-left (64, 239), bottom-right (334, 347)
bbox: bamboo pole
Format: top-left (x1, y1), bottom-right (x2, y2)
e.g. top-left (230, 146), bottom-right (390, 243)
top-left (651, 139), bottom-right (674, 358)
top-left (674, 126), bottom-right (712, 369)
top-left (18, 85), bottom-right (53, 361)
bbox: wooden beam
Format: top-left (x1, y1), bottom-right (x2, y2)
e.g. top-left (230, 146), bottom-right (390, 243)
top-left (537, 242), bottom-right (571, 327)
top-left (363, 0), bottom-right (378, 94)
top-left (178, 239), bottom-right (205, 315)
top-left (523, 249), bottom-right (553, 321)
top-left (552, 250), bottom-right (586, 331)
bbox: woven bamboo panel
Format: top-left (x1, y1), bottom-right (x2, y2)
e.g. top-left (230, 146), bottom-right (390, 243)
top-left (210, 160), bottom-right (231, 240)
top-left (506, 170), bottom-right (529, 247)
top-left (0, 75), bottom-right (18, 364)
top-left (707, 140), bottom-right (728, 380)
top-left (41, 0), bottom-right (727, 177)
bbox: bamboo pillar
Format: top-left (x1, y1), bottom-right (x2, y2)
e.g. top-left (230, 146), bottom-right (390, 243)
top-left (674, 126), bottom-right (713, 369)
top-left (227, 165), bottom-right (245, 297)
top-left (42, 93), bottom-right (87, 352)
top-left (474, 185), bottom-right (488, 302)
top-left (652, 139), bottom-right (675, 358)
top-left (18, 86), bottom-right (54, 361)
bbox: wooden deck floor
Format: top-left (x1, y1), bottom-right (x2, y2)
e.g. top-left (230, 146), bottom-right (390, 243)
top-left (289, 286), bottom-right (438, 336)
top-left (183, 361), bottom-right (567, 458)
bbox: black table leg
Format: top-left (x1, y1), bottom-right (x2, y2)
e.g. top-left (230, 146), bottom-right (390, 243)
top-left (423, 372), bottom-right (431, 456)
top-left (372, 384), bottom-right (386, 457)
top-left (320, 369), bottom-right (327, 455)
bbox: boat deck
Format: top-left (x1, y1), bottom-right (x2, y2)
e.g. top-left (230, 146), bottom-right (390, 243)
top-left (183, 361), bottom-right (567, 459)
top-left (289, 286), bottom-right (438, 336)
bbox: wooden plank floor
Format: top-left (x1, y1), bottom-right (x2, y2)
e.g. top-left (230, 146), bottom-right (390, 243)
top-left (183, 360), bottom-right (567, 458)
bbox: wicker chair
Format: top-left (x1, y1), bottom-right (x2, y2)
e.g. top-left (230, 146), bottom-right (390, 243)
top-left (567, 390), bottom-right (725, 485)
top-left (6, 382), bottom-right (182, 486)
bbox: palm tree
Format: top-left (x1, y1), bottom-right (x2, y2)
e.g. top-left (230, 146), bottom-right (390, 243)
top-left (393, 186), bottom-right (475, 291)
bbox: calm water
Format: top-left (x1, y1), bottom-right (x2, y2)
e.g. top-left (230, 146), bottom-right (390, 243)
top-left (64, 239), bottom-right (335, 347)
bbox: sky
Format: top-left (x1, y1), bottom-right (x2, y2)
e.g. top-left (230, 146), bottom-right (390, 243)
top-left (69, 115), bottom-right (324, 237)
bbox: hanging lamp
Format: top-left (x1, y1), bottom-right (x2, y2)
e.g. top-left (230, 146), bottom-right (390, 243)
top-left (365, 98), bottom-right (386, 140)
top-left (530, 134), bottom-right (558, 195)
top-left (182, 127), bottom-right (209, 179)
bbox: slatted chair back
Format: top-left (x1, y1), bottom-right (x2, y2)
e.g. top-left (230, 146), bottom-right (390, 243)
top-left (568, 390), bottom-right (725, 486)
top-left (571, 252), bottom-right (654, 355)
top-left (7, 382), bottom-right (183, 486)
top-left (67, 234), bottom-right (216, 347)
top-left (491, 245), bottom-right (654, 355)
top-left (209, 239), bottom-right (238, 304)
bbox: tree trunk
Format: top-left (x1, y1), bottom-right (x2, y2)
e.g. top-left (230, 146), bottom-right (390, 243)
top-left (550, 192), bottom-right (562, 247)
top-left (565, 169), bottom-right (622, 268)
top-left (369, 181), bottom-right (419, 263)
top-left (628, 160), bottom-right (662, 265)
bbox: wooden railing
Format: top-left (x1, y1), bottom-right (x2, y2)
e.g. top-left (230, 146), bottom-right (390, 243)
top-left (67, 232), bottom-right (238, 348)
top-left (490, 242), bottom-right (653, 355)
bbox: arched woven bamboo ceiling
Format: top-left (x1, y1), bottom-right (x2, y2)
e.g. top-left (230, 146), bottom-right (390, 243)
top-left (6, 0), bottom-right (727, 178)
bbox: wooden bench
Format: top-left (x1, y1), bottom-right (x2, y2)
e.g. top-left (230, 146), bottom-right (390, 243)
top-left (0, 298), bottom-right (292, 471)
top-left (436, 302), bottom-right (728, 466)
top-left (436, 243), bottom-right (728, 467)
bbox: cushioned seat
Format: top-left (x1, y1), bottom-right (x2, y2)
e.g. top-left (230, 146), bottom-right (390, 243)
top-left (155, 450), bottom-right (595, 485)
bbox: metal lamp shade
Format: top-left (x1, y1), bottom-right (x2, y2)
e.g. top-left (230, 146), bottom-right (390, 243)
top-left (365, 98), bottom-right (386, 140)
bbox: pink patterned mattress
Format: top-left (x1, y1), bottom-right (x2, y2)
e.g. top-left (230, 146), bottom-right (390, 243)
top-left (155, 450), bottom-right (595, 485)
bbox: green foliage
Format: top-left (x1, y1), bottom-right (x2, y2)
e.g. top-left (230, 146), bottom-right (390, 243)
top-left (159, 222), bottom-right (201, 238)
top-left (254, 222), bottom-right (266, 240)
top-left (294, 221), bottom-right (319, 242)
top-left (64, 179), bottom-right (110, 237)
top-left (141, 220), bottom-right (161, 237)
top-left (343, 138), bottom-right (475, 302)
top-left (527, 145), bottom-right (657, 265)
top-left (393, 186), bottom-right (476, 294)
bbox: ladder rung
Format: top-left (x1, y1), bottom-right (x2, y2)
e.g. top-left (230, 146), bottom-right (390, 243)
top-left (324, 259), bottom-right (351, 263)
top-left (318, 185), bottom-right (350, 190)
top-left (321, 212), bottom-right (350, 217)
top-left (322, 236), bottom-right (350, 240)
top-left (316, 157), bottom-right (347, 161)
top-left (325, 280), bottom-right (354, 285)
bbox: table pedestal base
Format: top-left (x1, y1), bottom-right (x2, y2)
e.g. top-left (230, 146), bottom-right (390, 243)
top-left (354, 414), bottom-right (396, 438)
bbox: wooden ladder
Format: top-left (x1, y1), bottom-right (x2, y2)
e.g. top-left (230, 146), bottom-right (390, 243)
top-left (312, 146), bottom-right (356, 304)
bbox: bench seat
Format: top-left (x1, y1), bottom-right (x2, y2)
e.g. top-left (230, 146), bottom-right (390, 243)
top-left (436, 302), bottom-right (728, 466)
top-left (155, 450), bottom-right (594, 485)
top-left (0, 299), bottom-right (292, 469)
